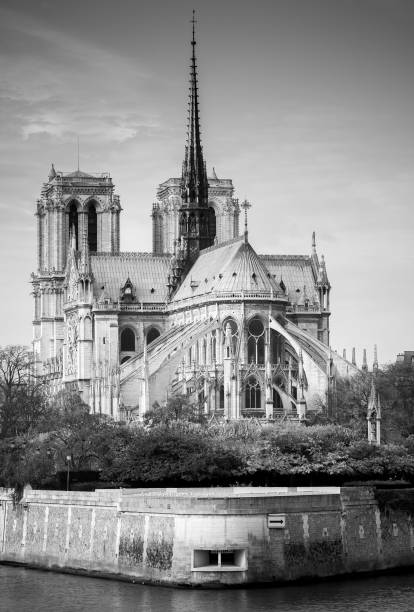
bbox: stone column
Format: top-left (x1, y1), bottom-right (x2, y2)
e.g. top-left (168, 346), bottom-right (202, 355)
top-left (265, 319), bottom-right (273, 418)
top-left (36, 210), bottom-right (42, 271)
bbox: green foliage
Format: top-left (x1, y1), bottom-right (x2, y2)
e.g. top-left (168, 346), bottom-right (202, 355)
top-left (334, 363), bottom-right (414, 441)
top-left (0, 345), bottom-right (49, 439)
top-left (143, 395), bottom-right (206, 427)
top-left (1, 359), bottom-right (414, 489)
top-left (0, 390), bottom-right (122, 490)
top-left (101, 423), bottom-right (245, 485)
top-left (378, 363), bottom-right (414, 439)
top-left (333, 371), bottom-right (371, 428)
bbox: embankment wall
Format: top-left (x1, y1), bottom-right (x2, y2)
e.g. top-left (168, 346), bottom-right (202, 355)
top-left (0, 486), bottom-right (413, 586)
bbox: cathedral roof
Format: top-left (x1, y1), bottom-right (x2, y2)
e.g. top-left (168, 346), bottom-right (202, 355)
top-left (259, 254), bottom-right (319, 304)
top-left (172, 236), bottom-right (282, 302)
top-left (90, 253), bottom-right (170, 303)
top-left (65, 170), bottom-right (95, 178)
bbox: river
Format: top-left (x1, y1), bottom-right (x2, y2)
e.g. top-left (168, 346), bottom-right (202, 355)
top-left (1, 565), bottom-right (414, 611)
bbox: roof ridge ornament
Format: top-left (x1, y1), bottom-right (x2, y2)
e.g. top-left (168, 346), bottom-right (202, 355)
top-left (241, 199), bottom-right (251, 243)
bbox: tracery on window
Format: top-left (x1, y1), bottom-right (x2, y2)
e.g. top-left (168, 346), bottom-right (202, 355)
top-left (245, 376), bottom-right (261, 409)
top-left (247, 317), bottom-right (265, 364)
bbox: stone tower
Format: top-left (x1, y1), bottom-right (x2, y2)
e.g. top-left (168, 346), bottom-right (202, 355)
top-left (32, 165), bottom-right (121, 375)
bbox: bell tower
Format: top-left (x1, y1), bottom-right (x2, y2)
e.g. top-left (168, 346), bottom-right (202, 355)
top-left (32, 164), bottom-right (122, 375)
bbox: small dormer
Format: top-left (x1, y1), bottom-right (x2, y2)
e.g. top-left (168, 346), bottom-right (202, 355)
top-left (120, 277), bottom-right (135, 302)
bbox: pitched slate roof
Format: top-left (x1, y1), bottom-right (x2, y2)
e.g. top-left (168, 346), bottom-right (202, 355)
top-left (65, 170), bottom-right (95, 178)
top-left (90, 252), bottom-right (170, 303)
top-left (172, 236), bottom-right (281, 302)
top-left (259, 254), bottom-right (319, 305)
top-left (88, 243), bottom-right (319, 307)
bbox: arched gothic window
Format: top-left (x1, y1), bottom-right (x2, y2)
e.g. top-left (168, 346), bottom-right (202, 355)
top-left (146, 327), bottom-right (160, 345)
top-left (245, 376), bottom-right (261, 409)
top-left (189, 213), bottom-right (196, 234)
top-left (208, 207), bottom-right (216, 242)
top-left (120, 328), bottom-right (135, 352)
top-left (219, 384), bottom-right (225, 410)
top-left (87, 202), bottom-right (97, 251)
top-left (68, 203), bottom-right (78, 249)
top-left (180, 213), bottom-right (187, 235)
top-left (270, 329), bottom-right (280, 364)
top-left (210, 331), bottom-right (217, 362)
top-left (247, 317), bottom-right (265, 364)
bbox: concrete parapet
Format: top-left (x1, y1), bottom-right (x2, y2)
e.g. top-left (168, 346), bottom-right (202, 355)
top-left (1, 486), bottom-right (414, 586)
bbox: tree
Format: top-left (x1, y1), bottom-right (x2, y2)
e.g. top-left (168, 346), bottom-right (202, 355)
top-left (0, 345), bottom-right (48, 438)
top-left (143, 394), bottom-right (206, 427)
top-left (45, 391), bottom-right (116, 472)
top-left (376, 362), bottom-right (414, 440)
top-left (100, 425), bottom-right (245, 486)
top-left (333, 371), bottom-right (371, 429)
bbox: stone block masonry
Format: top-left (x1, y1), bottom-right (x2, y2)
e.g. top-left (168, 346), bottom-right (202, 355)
top-left (0, 487), bottom-right (414, 587)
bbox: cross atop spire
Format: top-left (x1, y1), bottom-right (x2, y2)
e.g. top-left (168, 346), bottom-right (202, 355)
top-left (241, 199), bottom-right (252, 242)
top-left (181, 9), bottom-right (208, 209)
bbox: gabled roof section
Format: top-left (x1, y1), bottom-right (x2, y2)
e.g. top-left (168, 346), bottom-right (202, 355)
top-left (90, 253), bottom-right (170, 303)
top-left (172, 236), bottom-right (281, 302)
top-left (259, 254), bottom-right (319, 305)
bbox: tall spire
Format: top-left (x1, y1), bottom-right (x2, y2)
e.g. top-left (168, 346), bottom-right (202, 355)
top-left (181, 10), bottom-right (208, 209)
top-left (373, 344), bottom-right (378, 373)
top-left (176, 11), bottom-right (212, 269)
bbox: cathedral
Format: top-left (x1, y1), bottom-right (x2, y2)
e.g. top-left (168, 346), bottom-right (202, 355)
top-left (31, 21), bottom-right (357, 421)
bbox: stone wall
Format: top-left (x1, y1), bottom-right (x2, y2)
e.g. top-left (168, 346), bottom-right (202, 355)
top-left (0, 487), bottom-right (413, 586)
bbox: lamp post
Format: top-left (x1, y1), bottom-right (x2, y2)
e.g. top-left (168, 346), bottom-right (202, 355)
top-left (66, 455), bottom-right (71, 491)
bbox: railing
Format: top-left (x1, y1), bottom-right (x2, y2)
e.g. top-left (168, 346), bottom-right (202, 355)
top-left (120, 302), bottom-right (166, 312)
top-left (57, 172), bottom-right (111, 180)
top-left (168, 289), bottom-right (288, 311)
top-left (286, 304), bottom-right (320, 313)
top-left (93, 301), bottom-right (166, 312)
top-left (93, 290), bottom-right (289, 314)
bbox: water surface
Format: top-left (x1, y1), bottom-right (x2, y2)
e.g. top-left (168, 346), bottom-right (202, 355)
top-left (1, 565), bottom-right (414, 612)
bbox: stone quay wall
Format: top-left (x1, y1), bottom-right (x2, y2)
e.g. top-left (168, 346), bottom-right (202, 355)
top-left (0, 486), bottom-right (413, 587)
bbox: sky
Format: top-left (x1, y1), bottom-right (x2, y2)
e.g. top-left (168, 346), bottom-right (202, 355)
top-left (0, 0), bottom-right (413, 366)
